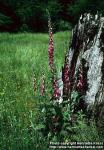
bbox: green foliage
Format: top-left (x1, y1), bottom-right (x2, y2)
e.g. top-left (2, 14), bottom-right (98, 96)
top-left (1, 0), bottom-right (104, 32)
top-left (0, 12), bottom-right (12, 25)
top-left (19, 24), bottom-right (31, 32)
top-left (69, 0), bottom-right (104, 21)
top-left (36, 88), bottom-right (102, 145)
top-left (97, 114), bottom-right (104, 140)
top-left (58, 20), bottom-right (72, 31)
top-left (0, 0), bottom-right (72, 32)
top-left (0, 110), bottom-right (48, 150)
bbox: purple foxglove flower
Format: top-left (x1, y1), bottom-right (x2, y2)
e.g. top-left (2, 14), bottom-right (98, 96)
top-left (76, 64), bottom-right (85, 92)
top-left (62, 55), bottom-right (70, 97)
top-left (48, 17), bottom-right (54, 73)
top-left (53, 76), bottom-right (61, 99)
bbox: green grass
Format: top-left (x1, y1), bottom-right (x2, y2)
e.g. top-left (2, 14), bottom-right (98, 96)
top-left (0, 31), bottom-right (102, 150)
top-left (0, 31), bottom-right (71, 149)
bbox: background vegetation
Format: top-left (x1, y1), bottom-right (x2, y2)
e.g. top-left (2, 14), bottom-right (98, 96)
top-left (1, 0), bottom-right (104, 32)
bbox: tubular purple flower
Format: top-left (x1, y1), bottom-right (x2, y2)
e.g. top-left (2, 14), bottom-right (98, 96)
top-left (48, 16), bottom-right (54, 73)
top-left (76, 64), bottom-right (85, 93)
top-left (48, 15), bottom-right (61, 101)
top-left (62, 55), bottom-right (70, 97)
top-left (53, 76), bottom-right (61, 99)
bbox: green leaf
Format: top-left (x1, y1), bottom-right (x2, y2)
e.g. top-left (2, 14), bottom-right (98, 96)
top-left (35, 124), bottom-right (45, 131)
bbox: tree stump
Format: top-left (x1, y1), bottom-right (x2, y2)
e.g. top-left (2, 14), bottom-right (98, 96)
top-left (63, 13), bottom-right (104, 118)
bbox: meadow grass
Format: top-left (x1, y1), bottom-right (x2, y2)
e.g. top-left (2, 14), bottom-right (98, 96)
top-left (0, 31), bottom-right (71, 149)
top-left (0, 31), bottom-right (102, 150)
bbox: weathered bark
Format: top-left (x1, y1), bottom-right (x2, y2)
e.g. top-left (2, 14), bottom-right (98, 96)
top-left (63, 14), bottom-right (104, 117)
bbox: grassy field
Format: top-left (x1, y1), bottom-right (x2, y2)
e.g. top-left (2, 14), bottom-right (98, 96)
top-left (0, 31), bottom-right (71, 149)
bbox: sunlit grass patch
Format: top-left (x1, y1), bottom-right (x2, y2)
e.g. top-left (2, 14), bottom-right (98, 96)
top-left (0, 31), bottom-right (70, 149)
